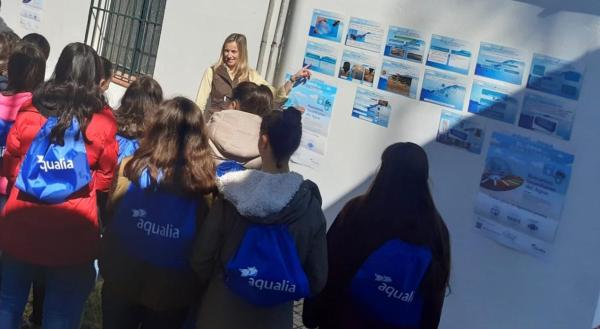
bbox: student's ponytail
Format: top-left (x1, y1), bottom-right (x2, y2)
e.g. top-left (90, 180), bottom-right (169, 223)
top-left (259, 108), bottom-right (302, 168)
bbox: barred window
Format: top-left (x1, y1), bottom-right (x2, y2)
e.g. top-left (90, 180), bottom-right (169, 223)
top-left (84, 0), bottom-right (167, 85)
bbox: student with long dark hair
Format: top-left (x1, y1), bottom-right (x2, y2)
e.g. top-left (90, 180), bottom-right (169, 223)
top-left (101, 97), bottom-right (216, 329)
top-left (0, 42), bottom-right (118, 329)
top-left (303, 142), bottom-right (451, 329)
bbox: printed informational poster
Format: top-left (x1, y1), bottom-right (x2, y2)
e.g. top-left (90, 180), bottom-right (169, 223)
top-left (518, 93), bottom-right (575, 141)
top-left (308, 9), bottom-right (344, 43)
top-left (384, 26), bottom-right (426, 63)
top-left (303, 40), bottom-right (338, 76)
top-left (345, 17), bottom-right (384, 53)
top-left (475, 42), bottom-right (528, 85)
top-left (420, 69), bottom-right (467, 110)
top-left (527, 54), bottom-right (584, 100)
top-left (426, 35), bottom-right (473, 75)
top-left (474, 132), bottom-right (574, 257)
top-left (338, 49), bottom-right (377, 87)
top-left (20, 0), bottom-right (44, 31)
top-left (378, 59), bottom-right (420, 99)
top-left (468, 80), bottom-right (520, 124)
top-left (436, 110), bottom-right (486, 154)
top-left (284, 78), bottom-right (337, 168)
top-left (352, 87), bottom-right (392, 128)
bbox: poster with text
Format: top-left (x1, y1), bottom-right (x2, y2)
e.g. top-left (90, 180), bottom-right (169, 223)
top-left (436, 110), bottom-right (486, 154)
top-left (526, 54), bottom-right (584, 100)
top-left (475, 131), bottom-right (574, 257)
top-left (303, 40), bottom-right (338, 76)
top-left (308, 9), bottom-right (344, 43)
top-left (378, 59), bottom-right (420, 99)
top-left (284, 78), bottom-right (337, 168)
top-left (384, 26), bottom-right (426, 63)
top-left (338, 49), bottom-right (377, 87)
top-left (345, 17), bottom-right (384, 53)
top-left (20, 0), bottom-right (44, 31)
top-left (475, 42), bottom-right (528, 85)
top-left (469, 80), bottom-right (520, 124)
top-left (426, 34), bottom-right (473, 75)
top-left (420, 69), bottom-right (467, 110)
top-left (352, 87), bottom-right (392, 128)
top-left (518, 93), bottom-right (575, 141)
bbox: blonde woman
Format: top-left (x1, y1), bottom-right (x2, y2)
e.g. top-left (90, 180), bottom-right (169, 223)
top-left (195, 33), bottom-right (310, 120)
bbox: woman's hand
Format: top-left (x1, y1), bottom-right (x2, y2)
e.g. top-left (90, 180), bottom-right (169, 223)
top-left (291, 65), bottom-right (312, 83)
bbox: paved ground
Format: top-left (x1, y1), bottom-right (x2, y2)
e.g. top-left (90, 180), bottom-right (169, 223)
top-left (293, 301), bottom-right (307, 329)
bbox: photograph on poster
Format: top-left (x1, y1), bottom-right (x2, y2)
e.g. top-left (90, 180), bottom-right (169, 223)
top-left (284, 78), bottom-right (337, 168)
top-left (436, 110), bottom-right (486, 154)
top-left (308, 9), bottom-right (344, 43)
top-left (526, 54), bottom-right (584, 100)
top-left (468, 80), bottom-right (520, 124)
top-left (384, 26), bottom-right (426, 63)
top-left (345, 17), bottom-right (384, 53)
top-left (303, 40), bottom-right (338, 76)
top-left (377, 59), bottom-right (420, 99)
top-left (475, 42), bottom-right (527, 85)
top-left (518, 93), bottom-right (575, 141)
top-left (420, 69), bottom-right (467, 110)
top-left (338, 49), bottom-right (377, 87)
top-left (20, 0), bottom-right (44, 31)
top-left (426, 34), bottom-right (473, 75)
top-left (352, 87), bottom-right (392, 128)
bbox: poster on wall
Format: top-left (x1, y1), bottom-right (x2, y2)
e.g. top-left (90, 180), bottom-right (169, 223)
top-left (468, 80), bottom-right (520, 124)
top-left (345, 17), bottom-right (384, 53)
top-left (526, 54), bottom-right (584, 100)
top-left (351, 87), bottom-right (392, 128)
top-left (284, 78), bottom-right (337, 168)
top-left (426, 34), bottom-right (473, 75)
top-left (474, 131), bottom-right (574, 257)
top-left (338, 49), bottom-right (377, 87)
top-left (303, 40), bottom-right (338, 76)
top-left (436, 110), bottom-right (486, 154)
top-left (377, 59), bottom-right (421, 99)
top-left (475, 42), bottom-right (528, 85)
top-left (420, 69), bottom-right (467, 110)
top-left (384, 26), bottom-right (426, 63)
top-left (308, 9), bottom-right (344, 43)
top-left (518, 93), bottom-right (575, 141)
top-left (20, 0), bottom-right (44, 31)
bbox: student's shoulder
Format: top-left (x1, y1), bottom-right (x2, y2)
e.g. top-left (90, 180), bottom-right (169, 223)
top-left (89, 106), bottom-right (118, 135)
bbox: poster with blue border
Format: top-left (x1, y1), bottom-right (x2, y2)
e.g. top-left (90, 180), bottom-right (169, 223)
top-left (345, 17), bottom-right (384, 53)
top-left (420, 69), bottom-right (467, 110)
top-left (475, 42), bottom-right (527, 85)
top-left (378, 59), bottom-right (420, 99)
top-left (436, 110), bottom-right (486, 154)
top-left (303, 40), bottom-right (337, 76)
top-left (308, 9), bottom-right (344, 43)
top-left (338, 49), bottom-right (377, 87)
top-left (426, 34), bottom-right (473, 75)
top-left (352, 87), bottom-right (392, 128)
top-left (468, 80), bottom-right (519, 124)
top-left (518, 93), bottom-right (575, 141)
top-left (384, 26), bottom-right (426, 63)
top-left (526, 54), bottom-right (584, 100)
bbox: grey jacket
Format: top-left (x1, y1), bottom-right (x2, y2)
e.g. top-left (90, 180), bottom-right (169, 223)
top-left (191, 170), bottom-right (328, 329)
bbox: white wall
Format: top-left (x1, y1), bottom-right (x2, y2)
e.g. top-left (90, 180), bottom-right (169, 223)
top-left (275, 1), bottom-right (600, 328)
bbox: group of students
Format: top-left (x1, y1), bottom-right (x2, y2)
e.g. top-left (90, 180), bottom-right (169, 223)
top-left (0, 29), bottom-right (451, 329)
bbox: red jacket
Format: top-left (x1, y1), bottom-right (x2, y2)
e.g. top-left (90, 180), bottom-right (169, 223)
top-left (0, 105), bottom-right (118, 266)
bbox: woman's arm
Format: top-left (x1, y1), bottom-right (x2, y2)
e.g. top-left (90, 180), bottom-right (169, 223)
top-left (195, 68), bottom-right (214, 116)
top-left (249, 66), bottom-right (312, 104)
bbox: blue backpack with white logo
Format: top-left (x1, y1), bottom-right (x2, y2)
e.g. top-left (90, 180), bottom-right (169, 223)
top-left (350, 239), bottom-right (432, 327)
top-left (225, 224), bottom-right (311, 307)
top-left (109, 169), bottom-right (198, 269)
top-left (16, 117), bottom-right (91, 204)
top-left (116, 134), bottom-right (139, 165)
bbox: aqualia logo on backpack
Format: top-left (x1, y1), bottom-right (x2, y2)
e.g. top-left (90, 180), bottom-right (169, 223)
top-left (132, 208), bottom-right (181, 239)
top-left (374, 273), bottom-right (415, 302)
top-left (239, 266), bottom-right (298, 293)
top-left (36, 155), bottom-right (75, 172)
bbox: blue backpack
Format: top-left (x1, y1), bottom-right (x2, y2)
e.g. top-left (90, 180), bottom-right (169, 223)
top-left (110, 169), bottom-right (198, 269)
top-left (116, 134), bottom-right (139, 165)
top-left (225, 224), bottom-right (311, 307)
top-left (0, 116), bottom-right (15, 160)
top-left (350, 240), bottom-right (432, 327)
top-left (16, 117), bottom-right (91, 204)
top-left (216, 160), bottom-right (245, 177)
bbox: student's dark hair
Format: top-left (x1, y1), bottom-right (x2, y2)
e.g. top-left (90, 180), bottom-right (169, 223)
top-left (33, 42), bottom-right (103, 145)
top-left (116, 76), bottom-right (163, 138)
top-left (6, 41), bottom-right (46, 93)
top-left (124, 97), bottom-right (216, 194)
top-left (259, 108), bottom-right (302, 168)
top-left (0, 31), bottom-right (20, 74)
top-left (100, 56), bottom-right (113, 81)
top-left (231, 81), bottom-right (273, 116)
top-left (22, 33), bottom-right (50, 60)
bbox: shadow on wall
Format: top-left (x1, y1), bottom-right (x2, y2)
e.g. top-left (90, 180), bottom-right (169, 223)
top-left (512, 0), bottom-right (600, 17)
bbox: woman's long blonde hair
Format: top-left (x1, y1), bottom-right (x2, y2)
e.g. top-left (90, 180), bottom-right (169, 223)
top-left (214, 33), bottom-right (250, 81)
